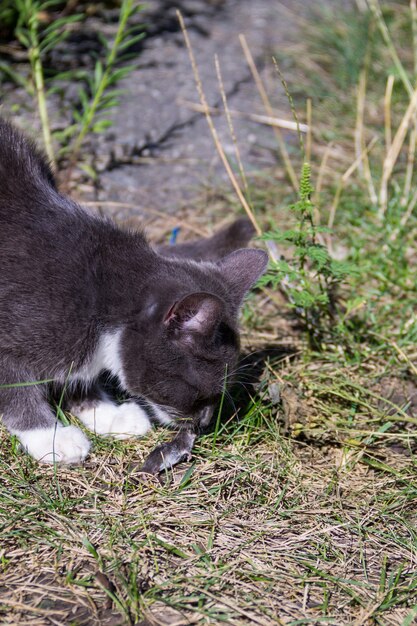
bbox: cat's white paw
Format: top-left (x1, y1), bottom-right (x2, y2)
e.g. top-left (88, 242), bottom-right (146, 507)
top-left (14, 424), bottom-right (91, 464)
top-left (76, 400), bottom-right (152, 439)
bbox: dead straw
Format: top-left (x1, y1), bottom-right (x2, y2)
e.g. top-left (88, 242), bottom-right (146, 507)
top-left (403, 0), bottom-right (417, 208)
top-left (214, 54), bottom-right (248, 193)
top-left (177, 11), bottom-right (263, 239)
top-left (401, 121), bottom-right (416, 206)
top-left (384, 74), bottom-right (395, 152)
top-left (379, 84), bottom-right (417, 216)
top-left (314, 141), bottom-right (334, 214)
top-left (368, 0), bottom-right (413, 97)
top-left (328, 136), bottom-right (378, 230)
top-left (177, 99), bottom-right (309, 133)
top-left (355, 68), bottom-right (377, 204)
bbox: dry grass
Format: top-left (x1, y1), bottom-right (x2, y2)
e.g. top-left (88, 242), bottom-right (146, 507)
top-left (1, 396), bottom-right (417, 625)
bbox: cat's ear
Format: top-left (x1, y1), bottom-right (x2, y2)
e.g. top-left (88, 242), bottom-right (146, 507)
top-left (164, 292), bottom-right (224, 336)
top-left (218, 249), bottom-right (268, 303)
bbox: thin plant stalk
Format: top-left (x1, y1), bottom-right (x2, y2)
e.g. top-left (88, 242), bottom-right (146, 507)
top-left (30, 42), bottom-right (56, 170)
top-left (239, 34), bottom-right (298, 192)
top-left (18, 2), bottom-right (56, 170)
top-left (389, 185), bottom-right (417, 238)
top-left (361, 139), bottom-right (377, 206)
top-left (177, 100), bottom-right (308, 133)
top-left (214, 54), bottom-right (249, 193)
top-left (412, 0), bottom-right (417, 80)
top-left (371, 332), bottom-right (417, 378)
top-left (368, 0), bottom-right (413, 97)
top-left (400, 186), bottom-right (417, 228)
top-left (272, 57), bottom-right (305, 156)
top-left (355, 67), bottom-right (377, 204)
top-left (355, 69), bottom-right (366, 175)
top-left (67, 0), bottom-right (135, 175)
top-left (177, 11), bottom-right (264, 243)
top-left (355, 0), bottom-right (368, 11)
top-left (328, 136), bottom-right (378, 230)
top-left (306, 98), bottom-right (312, 163)
top-left (379, 84), bottom-right (417, 216)
top-left (401, 122), bottom-right (416, 206)
top-left (402, 0), bottom-right (417, 208)
top-left (384, 74), bottom-right (395, 152)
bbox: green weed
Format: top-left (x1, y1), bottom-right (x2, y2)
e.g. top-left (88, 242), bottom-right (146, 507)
top-left (0, 0), bottom-right (144, 175)
top-left (259, 163), bottom-right (358, 349)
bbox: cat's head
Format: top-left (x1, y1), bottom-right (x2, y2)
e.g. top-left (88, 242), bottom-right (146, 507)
top-left (120, 249), bottom-right (268, 426)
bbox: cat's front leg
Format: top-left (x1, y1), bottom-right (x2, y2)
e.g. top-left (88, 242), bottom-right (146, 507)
top-left (68, 384), bottom-right (152, 439)
top-left (0, 367), bottom-right (90, 464)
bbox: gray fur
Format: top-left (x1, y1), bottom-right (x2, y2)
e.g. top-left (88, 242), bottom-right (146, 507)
top-left (0, 118), bottom-right (268, 453)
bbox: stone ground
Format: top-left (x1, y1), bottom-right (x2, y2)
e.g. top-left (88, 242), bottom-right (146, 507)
top-left (92, 0), bottom-right (306, 218)
top-left (1, 0), bottom-right (330, 223)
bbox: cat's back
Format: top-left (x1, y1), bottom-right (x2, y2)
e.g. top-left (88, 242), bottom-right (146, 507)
top-left (0, 118), bottom-right (94, 249)
top-left (0, 118), bottom-right (56, 206)
top-left (0, 118), bottom-right (97, 297)
top-left (0, 119), bottom-right (101, 353)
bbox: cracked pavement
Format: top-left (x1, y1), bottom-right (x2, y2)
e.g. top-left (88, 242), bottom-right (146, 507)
top-left (92, 0), bottom-right (309, 218)
top-left (1, 0), bottom-right (324, 219)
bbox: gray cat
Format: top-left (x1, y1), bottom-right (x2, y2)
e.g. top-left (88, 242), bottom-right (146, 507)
top-left (0, 118), bottom-right (267, 465)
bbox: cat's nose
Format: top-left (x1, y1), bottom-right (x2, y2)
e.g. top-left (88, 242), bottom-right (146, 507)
top-left (198, 405), bottom-right (215, 429)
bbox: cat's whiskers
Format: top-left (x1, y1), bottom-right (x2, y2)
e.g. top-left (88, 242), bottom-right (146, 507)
top-left (238, 349), bottom-right (267, 362)
top-left (223, 388), bottom-right (238, 417)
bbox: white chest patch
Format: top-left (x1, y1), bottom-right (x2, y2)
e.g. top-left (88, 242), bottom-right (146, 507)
top-left (72, 329), bottom-right (126, 387)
